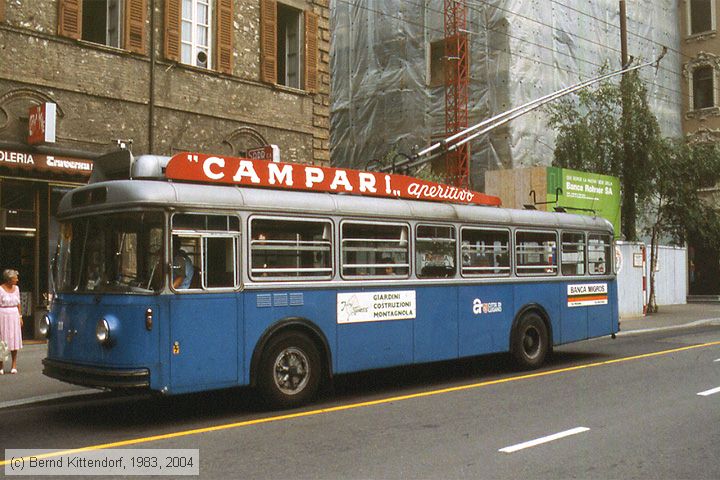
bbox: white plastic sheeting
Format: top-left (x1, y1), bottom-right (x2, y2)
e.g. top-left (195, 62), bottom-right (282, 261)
top-left (330, 0), bottom-right (681, 188)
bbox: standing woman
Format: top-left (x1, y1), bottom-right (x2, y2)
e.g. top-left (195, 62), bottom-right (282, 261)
top-left (0, 269), bottom-right (23, 374)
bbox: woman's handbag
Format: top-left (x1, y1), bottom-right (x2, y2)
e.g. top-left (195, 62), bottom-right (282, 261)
top-left (0, 340), bottom-right (9, 363)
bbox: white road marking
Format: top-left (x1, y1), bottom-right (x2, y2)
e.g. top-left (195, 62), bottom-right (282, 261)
top-left (714, 359), bottom-right (720, 363)
top-left (697, 386), bottom-right (720, 397)
top-left (0, 390), bottom-right (99, 409)
top-left (499, 427), bottom-right (590, 453)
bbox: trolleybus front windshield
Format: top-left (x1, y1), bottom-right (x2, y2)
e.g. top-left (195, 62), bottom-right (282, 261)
top-left (56, 212), bottom-right (164, 294)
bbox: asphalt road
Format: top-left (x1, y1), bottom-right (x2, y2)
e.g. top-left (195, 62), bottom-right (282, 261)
top-left (1, 325), bottom-right (719, 479)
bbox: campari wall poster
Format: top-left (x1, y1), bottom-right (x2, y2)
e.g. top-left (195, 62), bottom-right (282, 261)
top-left (546, 167), bottom-right (621, 237)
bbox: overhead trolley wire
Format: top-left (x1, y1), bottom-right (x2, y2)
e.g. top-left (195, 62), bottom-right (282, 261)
top-left (459, 0), bottom-right (687, 100)
top-left (549, 0), bottom-right (694, 64)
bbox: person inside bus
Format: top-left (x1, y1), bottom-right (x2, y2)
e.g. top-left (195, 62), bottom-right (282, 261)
top-left (172, 237), bottom-right (195, 289)
top-left (253, 231), bottom-right (271, 276)
top-left (381, 257), bottom-right (394, 275)
top-left (596, 257), bottom-right (605, 274)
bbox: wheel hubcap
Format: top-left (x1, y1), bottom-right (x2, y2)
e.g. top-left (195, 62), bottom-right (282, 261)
top-left (523, 327), bottom-right (541, 359)
top-left (273, 347), bottom-right (310, 395)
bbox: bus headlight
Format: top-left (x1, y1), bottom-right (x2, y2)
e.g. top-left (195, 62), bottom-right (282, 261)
top-left (38, 315), bottom-right (51, 339)
top-left (96, 318), bottom-right (111, 345)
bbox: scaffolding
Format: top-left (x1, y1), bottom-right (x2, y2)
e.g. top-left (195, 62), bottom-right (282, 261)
top-left (330, 0), bottom-right (681, 188)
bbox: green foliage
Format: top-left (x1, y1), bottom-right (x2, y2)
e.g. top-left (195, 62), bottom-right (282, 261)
top-left (547, 70), bottom-right (662, 240)
top-left (547, 76), bottom-right (623, 175)
top-left (379, 146), bottom-right (449, 184)
top-left (642, 139), bottom-right (720, 249)
top-left (547, 66), bottom-right (720, 312)
top-left (412, 164), bottom-right (448, 184)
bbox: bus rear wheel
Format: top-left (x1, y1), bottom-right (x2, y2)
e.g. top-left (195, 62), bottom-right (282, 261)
top-left (258, 331), bottom-right (322, 409)
top-left (511, 312), bottom-right (549, 369)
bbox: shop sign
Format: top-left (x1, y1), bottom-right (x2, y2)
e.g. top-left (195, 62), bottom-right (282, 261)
top-left (28, 102), bottom-right (57, 145)
top-left (165, 152), bottom-right (502, 206)
top-left (0, 150), bottom-right (93, 177)
top-left (247, 145), bottom-right (281, 163)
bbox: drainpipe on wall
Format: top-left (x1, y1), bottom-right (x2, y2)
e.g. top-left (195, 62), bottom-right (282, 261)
top-left (148, 0), bottom-right (157, 154)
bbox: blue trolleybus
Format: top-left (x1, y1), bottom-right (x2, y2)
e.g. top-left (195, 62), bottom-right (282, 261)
top-left (41, 151), bottom-right (618, 408)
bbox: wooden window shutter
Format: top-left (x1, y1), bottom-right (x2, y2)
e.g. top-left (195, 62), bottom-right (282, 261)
top-left (216, 0), bottom-right (233, 74)
top-left (164, 0), bottom-right (181, 62)
top-left (125, 0), bottom-right (147, 55)
top-left (304, 10), bottom-right (318, 92)
top-left (58, 0), bottom-right (82, 40)
top-left (260, 0), bottom-right (277, 84)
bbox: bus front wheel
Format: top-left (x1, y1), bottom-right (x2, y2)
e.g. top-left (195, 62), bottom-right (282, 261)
top-left (511, 312), bottom-right (549, 369)
top-left (258, 331), bottom-right (322, 409)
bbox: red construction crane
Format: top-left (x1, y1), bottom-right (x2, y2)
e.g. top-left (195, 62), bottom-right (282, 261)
top-left (444, 0), bottom-right (470, 188)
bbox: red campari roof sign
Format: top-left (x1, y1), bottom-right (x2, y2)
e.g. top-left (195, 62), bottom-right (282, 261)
top-left (165, 152), bottom-right (501, 207)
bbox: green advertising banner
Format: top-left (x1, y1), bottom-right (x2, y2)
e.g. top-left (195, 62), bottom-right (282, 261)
top-left (546, 167), bottom-right (621, 237)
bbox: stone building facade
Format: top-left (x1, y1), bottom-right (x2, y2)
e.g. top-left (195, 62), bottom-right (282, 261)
top-left (680, 0), bottom-right (720, 143)
top-left (0, 0), bottom-right (330, 336)
top-left (679, 0), bottom-right (720, 294)
top-left (0, 0), bottom-right (330, 161)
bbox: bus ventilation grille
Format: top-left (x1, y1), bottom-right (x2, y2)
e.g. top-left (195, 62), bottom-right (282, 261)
top-left (256, 294), bottom-right (272, 308)
top-left (289, 293), bottom-right (304, 306)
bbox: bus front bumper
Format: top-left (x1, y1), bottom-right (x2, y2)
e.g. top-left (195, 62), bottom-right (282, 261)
top-left (42, 358), bottom-right (150, 389)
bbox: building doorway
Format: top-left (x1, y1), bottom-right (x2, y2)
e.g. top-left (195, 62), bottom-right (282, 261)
top-left (0, 234), bottom-right (35, 338)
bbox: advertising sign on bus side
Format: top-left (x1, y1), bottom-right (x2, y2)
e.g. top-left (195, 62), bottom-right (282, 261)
top-left (337, 291), bottom-right (416, 324)
top-left (567, 283), bottom-right (608, 307)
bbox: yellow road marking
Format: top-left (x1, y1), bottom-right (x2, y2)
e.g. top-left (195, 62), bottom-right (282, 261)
top-left (3, 340), bottom-right (720, 466)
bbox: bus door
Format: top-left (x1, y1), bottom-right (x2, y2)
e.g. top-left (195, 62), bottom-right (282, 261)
top-left (336, 221), bottom-right (414, 372)
top-left (458, 227), bottom-right (513, 355)
top-left (414, 224), bottom-right (459, 362)
top-left (168, 228), bottom-right (241, 392)
top-left (560, 232), bottom-right (589, 342)
top-left (586, 235), bottom-right (614, 338)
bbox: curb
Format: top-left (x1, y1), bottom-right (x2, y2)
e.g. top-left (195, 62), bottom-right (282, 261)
top-left (618, 318), bottom-right (720, 336)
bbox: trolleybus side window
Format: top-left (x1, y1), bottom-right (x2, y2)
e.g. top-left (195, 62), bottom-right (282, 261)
top-left (340, 221), bottom-right (409, 278)
top-left (249, 217), bottom-right (333, 280)
top-left (561, 232), bottom-right (586, 276)
top-left (515, 230), bottom-right (558, 276)
top-left (588, 234), bottom-right (612, 275)
top-left (172, 214), bottom-right (240, 290)
top-left (460, 227), bottom-right (510, 277)
top-left (416, 224), bottom-right (456, 278)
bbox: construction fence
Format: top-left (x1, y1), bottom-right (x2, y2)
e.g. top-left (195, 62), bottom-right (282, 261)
top-left (616, 241), bottom-right (687, 318)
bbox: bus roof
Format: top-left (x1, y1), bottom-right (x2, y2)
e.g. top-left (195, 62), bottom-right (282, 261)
top-left (90, 151), bottom-right (504, 208)
top-left (60, 177), bottom-right (614, 233)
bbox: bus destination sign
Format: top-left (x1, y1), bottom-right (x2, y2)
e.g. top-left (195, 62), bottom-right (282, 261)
top-left (165, 152), bottom-right (502, 207)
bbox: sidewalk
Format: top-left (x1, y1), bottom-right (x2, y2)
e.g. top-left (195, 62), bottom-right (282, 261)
top-left (1, 303), bottom-right (719, 408)
top-left (0, 342), bottom-right (97, 408)
top-left (619, 302), bottom-right (720, 332)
